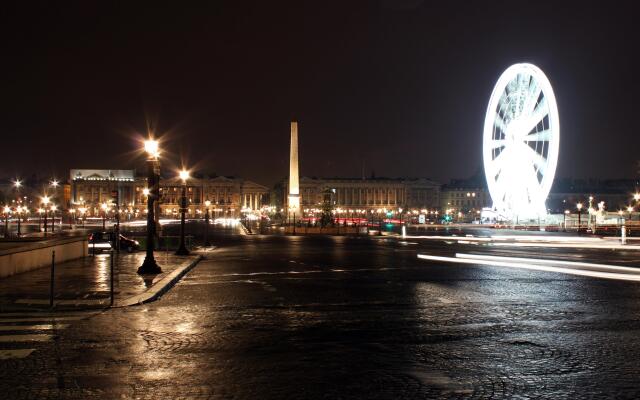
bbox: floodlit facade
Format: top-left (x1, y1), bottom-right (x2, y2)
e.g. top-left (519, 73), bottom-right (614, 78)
top-left (70, 169), bottom-right (267, 218)
top-left (282, 177), bottom-right (441, 213)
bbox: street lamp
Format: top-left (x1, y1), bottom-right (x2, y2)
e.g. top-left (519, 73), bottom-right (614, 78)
top-left (101, 202), bottom-right (108, 230)
top-left (576, 202), bottom-right (583, 232)
top-left (3, 206), bottom-right (10, 239)
top-left (204, 200), bottom-right (211, 247)
top-left (38, 208), bottom-right (44, 232)
top-left (138, 138), bottom-right (162, 274)
top-left (15, 206), bottom-right (22, 237)
top-left (42, 196), bottom-right (50, 236)
top-left (69, 208), bottom-right (75, 229)
top-left (175, 169), bottom-right (190, 255)
top-left (632, 193), bottom-right (640, 222)
top-left (563, 209), bottom-right (569, 232)
top-left (51, 204), bottom-right (57, 233)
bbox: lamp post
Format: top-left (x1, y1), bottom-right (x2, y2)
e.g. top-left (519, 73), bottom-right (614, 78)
top-left (50, 180), bottom-right (59, 230)
top-left (576, 202), bottom-right (583, 233)
top-left (175, 169), bottom-right (190, 255)
top-left (138, 139), bottom-right (162, 274)
top-left (204, 200), bottom-right (211, 247)
top-left (42, 196), bottom-right (50, 236)
top-left (563, 209), bottom-right (569, 232)
top-left (79, 207), bottom-right (86, 227)
top-left (101, 202), bottom-right (108, 231)
top-left (51, 205), bottom-right (57, 233)
top-left (38, 208), bottom-right (43, 232)
top-left (69, 208), bottom-right (75, 229)
top-left (16, 206), bottom-right (22, 237)
top-left (3, 206), bottom-right (10, 239)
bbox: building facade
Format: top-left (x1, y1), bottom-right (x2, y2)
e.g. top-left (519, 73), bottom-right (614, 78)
top-left (70, 169), bottom-right (268, 218)
top-left (439, 177), bottom-right (492, 221)
top-left (547, 178), bottom-right (640, 213)
top-left (283, 177), bottom-right (441, 214)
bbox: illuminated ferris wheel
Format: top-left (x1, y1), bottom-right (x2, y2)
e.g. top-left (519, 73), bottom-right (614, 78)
top-left (483, 63), bottom-right (560, 219)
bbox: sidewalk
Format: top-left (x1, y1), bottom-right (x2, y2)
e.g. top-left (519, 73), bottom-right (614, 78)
top-left (0, 250), bottom-right (204, 311)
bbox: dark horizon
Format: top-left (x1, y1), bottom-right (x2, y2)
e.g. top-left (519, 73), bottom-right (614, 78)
top-left (1, 1), bottom-right (638, 187)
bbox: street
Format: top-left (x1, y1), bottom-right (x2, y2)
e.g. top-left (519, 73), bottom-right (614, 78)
top-left (3, 234), bottom-right (640, 399)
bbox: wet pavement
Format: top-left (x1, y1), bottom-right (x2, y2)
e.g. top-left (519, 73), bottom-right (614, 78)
top-left (0, 251), bottom-right (201, 310)
top-left (3, 234), bottom-right (640, 398)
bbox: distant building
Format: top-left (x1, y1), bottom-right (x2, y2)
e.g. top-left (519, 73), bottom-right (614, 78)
top-left (439, 176), bottom-right (491, 221)
top-left (283, 176), bottom-right (441, 214)
top-left (69, 169), bottom-right (268, 218)
top-left (70, 169), bottom-right (137, 213)
top-left (547, 178), bottom-right (640, 213)
top-left (158, 175), bottom-right (268, 218)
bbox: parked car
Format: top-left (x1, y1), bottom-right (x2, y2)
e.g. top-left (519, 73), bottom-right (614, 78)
top-left (88, 232), bottom-right (140, 253)
top-left (118, 234), bottom-right (141, 252)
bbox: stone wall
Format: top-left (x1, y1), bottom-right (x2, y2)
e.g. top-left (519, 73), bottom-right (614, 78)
top-left (0, 236), bottom-right (88, 278)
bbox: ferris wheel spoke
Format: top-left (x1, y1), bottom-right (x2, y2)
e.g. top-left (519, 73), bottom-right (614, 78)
top-left (525, 166), bottom-right (542, 196)
top-left (490, 139), bottom-right (507, 149)
top-left (494, 113), bottom-right (508, 135)
top-left (490, 147), bottom-right (511, 177)
top-left (521, 97), bottom-right (549, 136)
top-left (522, 144), bottom-right (548, 175)
top-left (496, 94), bottom-right (510, 125)
top-left (523, 83), bottom-right (542, 118)
top-left (524, 129), bottom-right (552, 142)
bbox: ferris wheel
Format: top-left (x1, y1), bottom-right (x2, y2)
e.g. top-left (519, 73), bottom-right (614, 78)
top-left (483, 63), bottom-right (560, 219)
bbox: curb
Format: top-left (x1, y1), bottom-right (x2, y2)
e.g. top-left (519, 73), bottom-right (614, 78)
top-left (116, 254), bottom-right (203, 307)
top-left (239, 222), bottom-right (252, 235)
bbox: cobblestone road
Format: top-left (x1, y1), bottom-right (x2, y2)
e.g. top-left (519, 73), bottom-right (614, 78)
top-left (2, 235), bottom-right (640, 399)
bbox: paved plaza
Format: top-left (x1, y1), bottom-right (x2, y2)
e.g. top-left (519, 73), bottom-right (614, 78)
top-left (0, 250), bottom-right (202, 310)
top-left (2, 234), bottom-right (640, 398)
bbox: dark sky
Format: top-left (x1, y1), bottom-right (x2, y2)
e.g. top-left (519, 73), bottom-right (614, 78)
top-left (1, 1), bottom-right (638, 186)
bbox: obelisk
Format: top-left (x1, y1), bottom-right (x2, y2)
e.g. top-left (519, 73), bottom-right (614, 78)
top-left (288, 121), bottom-right (301, 216)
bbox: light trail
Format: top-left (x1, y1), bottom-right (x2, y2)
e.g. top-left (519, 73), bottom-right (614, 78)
top-left (406, 234), bottom-right (640, 250)
top-left (417, 254), bottom-right (640, 282)
top-left (455, 253), bottom-right (640, 274)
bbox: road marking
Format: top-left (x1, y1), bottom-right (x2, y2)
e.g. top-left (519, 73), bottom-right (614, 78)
top-left (0, 316), bottom-right (84, 323)
top-left (0, 324), bottom-right (68, 331)
top-left (0, 349), bottom-right (36, 359)
top-left (0, 315), bottom-right (84, 359)
top-left (437, 297), bottom-right (455, 304)
top-left (0, 334), bottom-right (53, 342)
top-left (15, 298), bottom-right (108, 306)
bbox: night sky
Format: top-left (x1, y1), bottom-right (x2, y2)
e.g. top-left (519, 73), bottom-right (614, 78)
top-left (1, 1), bottom-right (638, 186)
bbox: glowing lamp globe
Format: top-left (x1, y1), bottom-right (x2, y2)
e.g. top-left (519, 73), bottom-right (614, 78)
top-left (483, 63), bottom-right (560, 220)
top-left (144, 139), bottom-right (159, 158)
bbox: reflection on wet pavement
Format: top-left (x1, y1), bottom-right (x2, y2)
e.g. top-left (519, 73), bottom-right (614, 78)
top-left (3, 235), bottom-right (640, 398)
